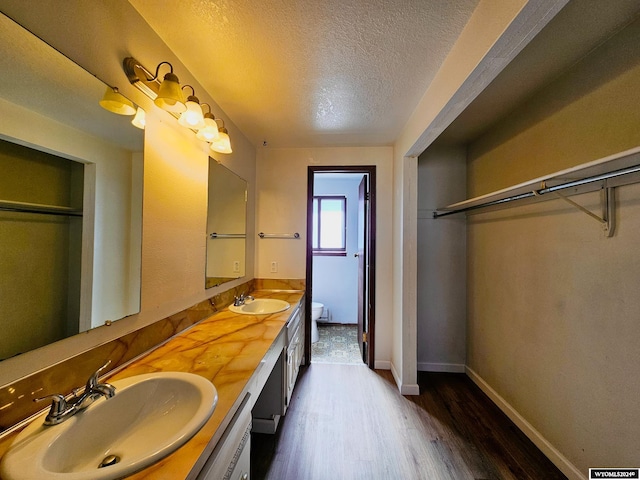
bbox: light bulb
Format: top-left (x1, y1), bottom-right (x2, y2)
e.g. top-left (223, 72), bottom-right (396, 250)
top-left (197, 115), bottom-right (220, 142)
top-left (178, 97), bottom-right (205, 129)
top-left (210, 127), bottom-right (232, 154)
top-left (131, 107), bottom-right (146, 129)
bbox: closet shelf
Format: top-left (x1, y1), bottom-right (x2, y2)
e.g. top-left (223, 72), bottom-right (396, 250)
top-left (0, 199), bottom-right (83, 217)
top-left (434, 146), bottom-right (640, 219)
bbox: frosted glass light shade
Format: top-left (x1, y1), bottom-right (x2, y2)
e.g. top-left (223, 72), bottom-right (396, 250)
top-left (210, 127), bottom-right (232, 154)
top-left (99, 87), bottom-right (136, 115)
top-left (131, 107), bottom-right (146, 129)
top-left (155, 72), bottom-right (186, 112)
top-left (178, 99), bottom-right (205, 129)
top-left (196, 116), bottom-right (220, 142)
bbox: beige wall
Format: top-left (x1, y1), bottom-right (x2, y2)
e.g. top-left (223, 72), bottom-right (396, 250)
top-left (466, 16), bottom-right (640, 478)
top-left (417, 145), bottom-right (467, 372)
top-left (256, 147), bottom-right (394, 366)
top-left (468, 14), bottom-right (640, 196)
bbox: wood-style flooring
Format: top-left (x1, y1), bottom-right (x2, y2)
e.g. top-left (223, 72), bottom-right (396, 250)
top-left (252, 364), bottom-right (566, 480)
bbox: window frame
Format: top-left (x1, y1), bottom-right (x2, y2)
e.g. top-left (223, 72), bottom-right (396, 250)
top-left (312, 195), bottom-right (347, 256)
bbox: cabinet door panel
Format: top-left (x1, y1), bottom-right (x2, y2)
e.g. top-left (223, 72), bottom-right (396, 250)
top-left (197, 394), bottom-right (252, 480)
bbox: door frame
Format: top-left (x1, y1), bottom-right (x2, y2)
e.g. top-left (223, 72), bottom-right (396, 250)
top-left (305, 165), bottom-right (376, 368)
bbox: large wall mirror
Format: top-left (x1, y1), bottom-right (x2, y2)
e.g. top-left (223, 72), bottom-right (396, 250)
top-left (206, 159), bottom-right (247, 288)
top-left (0, 13), bottom-right (143, 361)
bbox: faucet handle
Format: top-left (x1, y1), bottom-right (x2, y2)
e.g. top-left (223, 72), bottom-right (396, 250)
top-left (34, 394), bottom-right (69, 425)
top-left (86, 360), bottom-right (112, 389)
top-left (34, 393), bottom-right (68, 411)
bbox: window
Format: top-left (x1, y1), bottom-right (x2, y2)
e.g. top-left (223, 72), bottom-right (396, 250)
top-left (312, 196), bottom-right (347, 255)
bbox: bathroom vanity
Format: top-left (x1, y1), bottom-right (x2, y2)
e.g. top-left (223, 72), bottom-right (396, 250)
top-left (135, 290), bottom-right (305, 479)
top-left (0, 290), bottom-right (305, 480)
top-left (252, 301), bottom-right (304, 434)
top-left (199, 301), bottom-right (304, 478)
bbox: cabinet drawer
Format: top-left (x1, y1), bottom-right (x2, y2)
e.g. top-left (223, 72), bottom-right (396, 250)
top-left (197, 394), bottom-right (252, 480)
top-left (286, 305), bottom-right (302, 343)
top-left (227, 434), bottom-right (251, 480)
top-left (285, 321), bottom-right (303, 408)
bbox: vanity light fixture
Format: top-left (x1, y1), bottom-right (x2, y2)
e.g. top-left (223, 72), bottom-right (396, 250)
top-left (131, 107), bottom-right (146, 130)
top-left (196, 104), bottom-right (220, 142)
top-left (148, 61), bottom-right (186, 113)
top-left (123, 56), bottom-right (232, 153)
top-left (99, 86), bottom-right (136, 115)
top-left (178, 85), bottom-right (205, 129)
top-left (210, 118), bottom-right (232, 154)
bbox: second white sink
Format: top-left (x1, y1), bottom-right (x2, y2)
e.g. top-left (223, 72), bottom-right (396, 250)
top-left (0, 372), bottom-right (217, 480)
top-left (229, 298), bottom-right (290, 315)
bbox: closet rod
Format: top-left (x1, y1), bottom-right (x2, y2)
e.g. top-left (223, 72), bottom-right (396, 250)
top-left (433, 163), bottom-right (640, 218)
top-left (0, 200), bottom-right (83, 217)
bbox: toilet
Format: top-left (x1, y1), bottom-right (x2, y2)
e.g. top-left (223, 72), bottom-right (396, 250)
top-left (310, 302), bottom-right (324, 343)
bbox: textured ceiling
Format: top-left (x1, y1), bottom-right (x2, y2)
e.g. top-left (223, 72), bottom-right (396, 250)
top-left (128, 0), bottom-right (480, 148)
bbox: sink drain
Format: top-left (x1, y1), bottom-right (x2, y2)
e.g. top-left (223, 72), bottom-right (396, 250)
top-left (98, 455), bottom-right (120, 468)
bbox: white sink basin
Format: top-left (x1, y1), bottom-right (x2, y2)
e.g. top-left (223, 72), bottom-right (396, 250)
top-left (0, 372), bottom-right (217, 480)
top-left (229, 298), bottom-right (290, 315)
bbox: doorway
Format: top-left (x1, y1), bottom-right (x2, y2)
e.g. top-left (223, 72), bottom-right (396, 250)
top-left (305, 166), bottom-right (376, 368)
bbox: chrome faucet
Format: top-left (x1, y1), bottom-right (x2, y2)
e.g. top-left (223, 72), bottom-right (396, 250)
top-left (35, 361), bottom-right (116, 426)
top-left (233, 293), bottom-right (255, 306)
top-left (72, 362), bottom-right (116, 410)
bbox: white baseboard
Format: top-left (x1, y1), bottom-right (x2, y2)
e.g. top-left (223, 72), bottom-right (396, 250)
top-left (374, 360), bottom-right (391, 370)
top-left (401, 383), bottom-right (420, 395)
top-left (465, 367), bottom-right (585, 480)
top-left (390, 361), bottom-right (401, 389)
top-left (390, 361), bottom-right (420, 395)
top-left (418, 362), bottom-right (466, 373)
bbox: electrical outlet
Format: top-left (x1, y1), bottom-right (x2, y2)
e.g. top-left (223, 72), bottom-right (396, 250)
top-left (233, 261), bottom-right (240, 273)
top-left (270, 261), bottom-right (278, 273)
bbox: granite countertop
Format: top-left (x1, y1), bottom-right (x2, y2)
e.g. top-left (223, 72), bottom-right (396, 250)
top-left (0, 289), bottom-right (304, 479)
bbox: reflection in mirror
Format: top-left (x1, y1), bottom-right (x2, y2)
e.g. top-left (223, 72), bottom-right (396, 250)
top-left (206, 159), bottom-right (247, 288)
top-left (0, 13), bottom-right (143, 360)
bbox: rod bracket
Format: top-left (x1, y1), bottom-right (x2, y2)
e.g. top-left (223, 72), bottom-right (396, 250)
top-left (554, 187), bottom-right (615, 237)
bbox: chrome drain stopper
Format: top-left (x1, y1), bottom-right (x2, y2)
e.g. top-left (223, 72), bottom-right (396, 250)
top-left (98, 455), bottom-right (120, 468)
